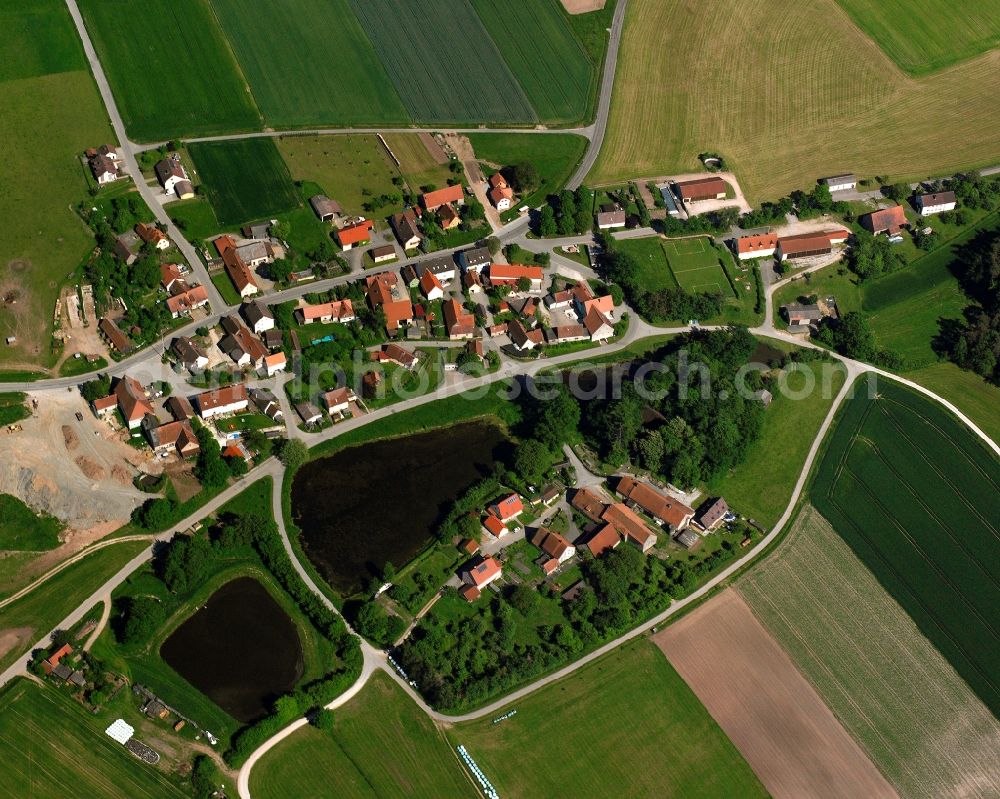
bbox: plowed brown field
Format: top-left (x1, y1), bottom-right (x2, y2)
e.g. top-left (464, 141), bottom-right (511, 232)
top-left (654, 590), bottom-right (898, 799)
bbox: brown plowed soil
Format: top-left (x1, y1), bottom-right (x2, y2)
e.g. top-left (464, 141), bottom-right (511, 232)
top-left (74, 456), bottom-right (106, 481)
top-left (62, 425), bottom-right (78, 450)
top-left (654, 590), bottom-right (898, 799)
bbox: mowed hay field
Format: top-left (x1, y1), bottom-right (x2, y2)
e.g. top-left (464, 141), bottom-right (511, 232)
top-left (452, 640), bottom-right (768, 799)
top-left (0, 0), bottom-right (115, 369)
top-left (812, 377), bottom-right (1000, 716)
top-left (0, 679), bottom-right (189, 799)
top-left (591, 0), bottom-right (1000, 201)
top-left (277, 135), bottom-right (403, 218)
top-left (208, 0), bottom-right (408, 128)
top-left (250, 672), bottom-right (472, 799)
top-left (188, 139), bottom-right (300, 227)
top-left (347, 0), bottom-right (536, 124)
top-left (655, 590), bottom-right (898, 799)
top-left (469, 0), bottom-right (593, 123)
top-left (835, 0), bottom-right (1000, 75)
top-left (77, 0), bottom-right (261, 141)
top-left (741, 504), bottom-right (1000, 798)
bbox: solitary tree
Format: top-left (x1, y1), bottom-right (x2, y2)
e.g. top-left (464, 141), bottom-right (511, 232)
top-left (277, 439), bottom-right (308, 472)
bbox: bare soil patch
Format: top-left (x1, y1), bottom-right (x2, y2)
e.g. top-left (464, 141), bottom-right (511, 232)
top-left (62, 425), bottom-right (79, 451)
top-left (654, 590), bottom-right (898, 799)
top-left (164, 462), bottom-right (201, 503)
top-left (74, 456), bottom-right (106, 481)
top-left (0, 627), bottom-right (33, 662)
top-left (418, 132), bottom-right (449, 165)
top-left (560, 0), bottom-right (605, 13)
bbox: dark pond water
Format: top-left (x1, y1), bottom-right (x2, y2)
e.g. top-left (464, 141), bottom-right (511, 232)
top-left (160, 577), bottom-right (304, 723)
top-left (291, 421), bottom-right (512, 594)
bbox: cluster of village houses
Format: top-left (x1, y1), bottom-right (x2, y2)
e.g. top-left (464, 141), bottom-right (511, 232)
top-left (456, 477), bottom-right (735, 602)
top-left (728, 173), bottom-right (959, 334)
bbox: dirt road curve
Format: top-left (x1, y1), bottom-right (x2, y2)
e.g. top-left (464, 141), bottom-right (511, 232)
top-left (654, 590), bottom-right (899, 799)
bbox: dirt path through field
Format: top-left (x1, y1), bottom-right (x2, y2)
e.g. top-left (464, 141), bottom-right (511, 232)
top-left (654, 590), bottom-right (898, 799)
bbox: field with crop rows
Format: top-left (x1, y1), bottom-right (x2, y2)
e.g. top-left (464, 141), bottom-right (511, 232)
top-left (77, 0), bottom-right (261, 140)
top-left (470, 0), bottom-right (593, 123)
top-left (835, 0), bottom-right (1000, 74)
top-left (741, 504), bottom-right (1000, 798)
top-left (812, 377), bottom-right (1000, 717)
top-left (0, 680), bottom-right (189, 799)
top-left (188, 139), bottom-right (300, 227)
top-left (591, 0), bottom-right (1000, 201)
top-left (2, 0), bottom-right (88, 81)
top-left (348, 0), bottom-right (536, 124)
top-left (209, 0), bottom-right (408, 127)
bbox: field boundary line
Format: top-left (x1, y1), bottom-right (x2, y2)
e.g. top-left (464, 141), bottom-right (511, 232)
top-left (830, 474), bottom-right (998, 691)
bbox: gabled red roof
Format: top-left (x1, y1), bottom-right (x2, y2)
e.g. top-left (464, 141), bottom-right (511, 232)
top-left (337, 219), bottom-right (374, 245)
top-left (736, 233), bottom-right (778, 255)
top-left (421, 184), bottom-right (464, 210)
top-left (489, 263), bottom-right (544, 284)
top-left (586, 524), bottom-right (620, 557)
top-left (483, 514), bottom-right (506, 537)
top-left (420, 269), bottom-right (443, 295)
top-left (467, 556), bottom-right (502, 587)
top-left (491, 493), bottom-right (523, 521)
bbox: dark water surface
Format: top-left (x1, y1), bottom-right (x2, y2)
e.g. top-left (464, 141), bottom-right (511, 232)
top-left (291, 421), bottom-right (511, 594)
top-left (160, 576), bottom-right (304, 722)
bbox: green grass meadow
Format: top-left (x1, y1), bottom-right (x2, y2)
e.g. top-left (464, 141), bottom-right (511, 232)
top-left (77, 0), bottom-right (261, 141)
top-left (347, 0), bottom-right (536, 124)
top-left (188, 138), bottom-right (300, 227)
top-left (835, 0), bottom-right (1000, 74)
top-left (663, 237), bottom-right (729, 294)
top-left (0, 679), bottom-right (189, 799)
top-left (0, 540), bottom-right (150, 674)
top-left (470, 0), bottom-right (593, 124)
top-left (1, 0), bottom-right (87, 81)
top-left (466, 132), bottom-right (588, 212)
top-left (0, 494), bottom-right (62, 551)
top-left (251, 672), bottom-right (471, 799)
top-left (865, 213), bottom-right (1000, 369)
top-left (1, 0), bottom-right (115, 369)
top-left (812, 377), bottom-right (1000, 717)
top-left (709, 359), bottom-right (848, 527)
top-left (277, 134), bottom-right (404, 218)
top-left (209, 0), bottom-right (408, 128)
top-left (452, 640), bottom-right (768, 798)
